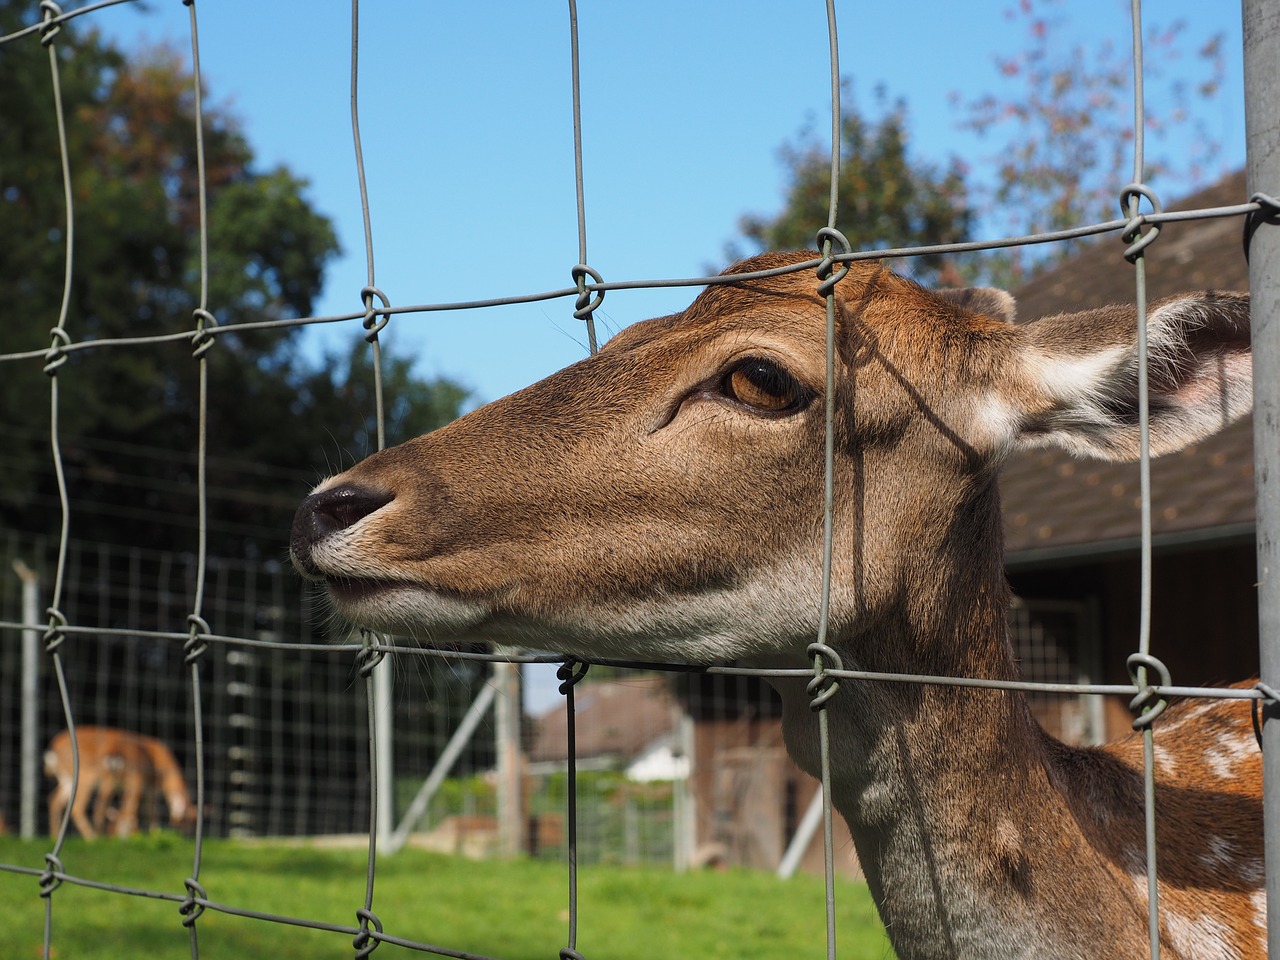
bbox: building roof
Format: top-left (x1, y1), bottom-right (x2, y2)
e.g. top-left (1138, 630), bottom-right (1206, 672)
top-left (999, 171), bottom-right (1256, 564)
top-left (528, 674), bottom-right (676, 763)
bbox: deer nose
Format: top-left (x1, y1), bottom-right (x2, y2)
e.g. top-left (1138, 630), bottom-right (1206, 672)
top-left (290, 483), bottom-right (393, 575)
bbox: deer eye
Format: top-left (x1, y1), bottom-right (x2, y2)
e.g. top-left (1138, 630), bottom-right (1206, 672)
top-left (721, 358), bottom-right (809, 414)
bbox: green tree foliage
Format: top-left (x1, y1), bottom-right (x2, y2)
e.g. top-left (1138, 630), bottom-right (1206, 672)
top-left (0, 4), bottom-right (469, 559)
top-left (738, 3), bottom-right (1226, 289)
top-left (734, 85), bottom-right (975, 286)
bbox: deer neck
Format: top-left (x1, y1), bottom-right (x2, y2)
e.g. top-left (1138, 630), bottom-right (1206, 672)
top-left (767, 488), bottom-right (1143, 960)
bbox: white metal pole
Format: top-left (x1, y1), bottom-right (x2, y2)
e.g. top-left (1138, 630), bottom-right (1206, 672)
top-left (670, 708), bottom-right (693, 872)
top-left (494, 660), bottom-right (522, 857)
top-left (778, 788), bottom-right (825, 880)
top-left (373, 652), bottom-right (394, 849)
top-left (385, 681), bottom-right (498, 854)
top-left (14, 560), bottom-right (39, 840)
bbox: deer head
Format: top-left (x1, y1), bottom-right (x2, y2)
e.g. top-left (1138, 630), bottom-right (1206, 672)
top-left (290, 253), bottom-right (1250, 679)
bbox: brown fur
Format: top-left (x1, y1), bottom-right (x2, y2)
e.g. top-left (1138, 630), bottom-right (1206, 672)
top-left (45, 727), bottom-right (195, 839)
top-left (292, 253), bottom-right (1259, 959)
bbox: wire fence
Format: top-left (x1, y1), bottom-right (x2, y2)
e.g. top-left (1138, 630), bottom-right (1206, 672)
top-left (0, 1), bottom-right (1276, 959)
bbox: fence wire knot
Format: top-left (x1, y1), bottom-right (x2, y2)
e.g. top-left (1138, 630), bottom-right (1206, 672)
top-left (38, 0), bottom-right (62, 45)
top-left (1126, 652), bottom-right (1171, 729)
top-left (806, 641), bottom-right (843, 711)
top-left (815, 227), bottom-right (851, 297)
top-left (179, 877), bottom-right (207, 926)
top-left (1119, 183), bottom-right (1163, 263)
top-left (557, 658), bottom-right (590, 695)
top-left (355, 630), bottom-right (385, 676)
top-left (43, 606), bottom-right (67, 654)
top-left (354, 907), bottom-right (384, 958)
top-left (190, 309), bottom-right (218, 358)
top-left (1244, 192), bottom-right (1280, 261)
top-left (39, 853), bottom-right (63, 897)
top-left (184, 614), bottom-right (210, 664)
top-left (560, 949), bottom-right (588, 960)
top-left (570, 264), bottom-right (604, 322)
top-left (43, 327), bottom-right (70, 376)
top-left (361, 286), bottom-right (391, 340)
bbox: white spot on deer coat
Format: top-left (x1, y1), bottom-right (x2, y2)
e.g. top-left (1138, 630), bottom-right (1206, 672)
top-left (1205, 731), bottom-right (1255, 780)
top-left (1153, 745), bottom-right (1176, 777)
top-left (1250, 888), bottom-right (1267, 929)
top-left (1164, 912), bottom-right (1235, 960)
top-left (1201, 835), bottom-right (1234, 871)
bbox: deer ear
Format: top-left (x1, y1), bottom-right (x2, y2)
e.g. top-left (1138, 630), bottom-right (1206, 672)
top-left (1012, 292), bottom-right (1252, 461)
top-left (936, 287), bottom-right (1017, 324)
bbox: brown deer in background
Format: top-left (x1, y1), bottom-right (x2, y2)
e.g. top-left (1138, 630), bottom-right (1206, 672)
top-left (291, 253), bottom-right (1260, 959)
top-left (45, 726), bottom-right (195, 839)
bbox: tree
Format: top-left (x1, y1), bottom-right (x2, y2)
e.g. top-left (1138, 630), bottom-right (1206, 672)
top-left (733, 85), bottom-right (976, 286)
top-left (955, 0), bottom-right (1227, 285)
top-left (0, 6), bottom-right (478, 842)
top-left (0, 4), bottom-right (469, 560)
top-left (737, 4), bottom-right (1227, 289)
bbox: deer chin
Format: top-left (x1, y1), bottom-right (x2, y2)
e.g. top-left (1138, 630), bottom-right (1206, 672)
top-left (323, 578), bottom-right (492, 641)
top-left (326, 574), bottom-right (806, 667)
top-left (514, 591), bottom-right (819, 667)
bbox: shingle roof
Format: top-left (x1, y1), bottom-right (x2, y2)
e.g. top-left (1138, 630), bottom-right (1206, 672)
top-left (1000, 171), bottom-right (1255, 562)
top-left (529, 674), bottom-right (676, 762)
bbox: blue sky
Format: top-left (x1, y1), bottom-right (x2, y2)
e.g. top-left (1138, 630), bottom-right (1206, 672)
top-left (88, 0), bottom-right (1246, 714)
top-left (93, 0), bottom-right (1246, 408)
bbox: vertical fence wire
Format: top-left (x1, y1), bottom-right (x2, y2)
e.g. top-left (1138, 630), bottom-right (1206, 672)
top-left (348, 1), bottom-right (392, 954)
top-left (350, 0), bottom-right (388, 455)
top-left (1122, 2), bottom-right (1162, 957)
top-left (562, 7), bottom-right (595, 953)
top-left (567, 0), bottom-right (599, 356)
top-left (811, 3), bottom-right (845, 959)
top-left (180, 2), bottom-right (211, 955)
top-left (557, 660), bottom-right (589, 960)
top-left (35, 5), bottom-right (77, 959)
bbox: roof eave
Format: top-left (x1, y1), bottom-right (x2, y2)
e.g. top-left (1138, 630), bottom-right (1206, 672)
top-left (1004, 522), bottom-right (1257, 571)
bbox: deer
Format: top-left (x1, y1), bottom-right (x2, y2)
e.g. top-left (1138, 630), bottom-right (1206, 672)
top-left (45, 726), bottom-right (195, 839)
top-left (290, 252), bottom-right (1261, 960)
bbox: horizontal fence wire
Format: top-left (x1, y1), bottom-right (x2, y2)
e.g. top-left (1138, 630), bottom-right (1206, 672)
top-left (1, 619), bottom-right (1272, 703)
top-left (0, 201), bottom-right (1273, 365)
top-left (0, 1), bottom-right (1274, 959)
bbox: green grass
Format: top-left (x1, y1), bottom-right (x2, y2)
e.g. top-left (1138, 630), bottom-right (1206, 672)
top-left (0, 835), bottom-right (894, 959)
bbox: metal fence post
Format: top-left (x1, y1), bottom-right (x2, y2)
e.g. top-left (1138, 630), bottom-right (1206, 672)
top-left (495, 660), bottom-right (523, 857)
top-left (14, 560), bottom-right (39, 839)
top-left (1242, 0), bottom-right (1280, 953)
top-left (374, 653), bottom-right (394, 849)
